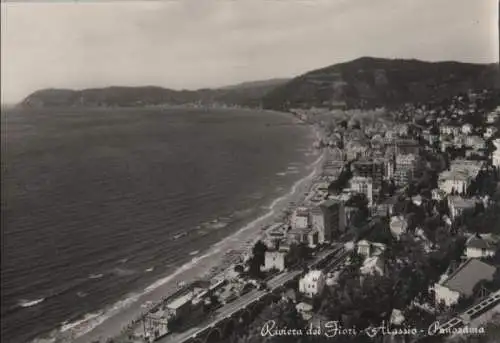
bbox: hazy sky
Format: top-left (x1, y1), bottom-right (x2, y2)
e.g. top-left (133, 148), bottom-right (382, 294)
top-left (1, 0), bottom-right (498, 103)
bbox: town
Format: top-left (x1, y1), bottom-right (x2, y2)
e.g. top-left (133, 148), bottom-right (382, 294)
top-left (113, 89), bottom-right (500, 343)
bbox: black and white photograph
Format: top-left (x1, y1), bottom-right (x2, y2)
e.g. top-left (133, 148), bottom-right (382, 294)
top-left (1, 1), bottom-right (500, 343)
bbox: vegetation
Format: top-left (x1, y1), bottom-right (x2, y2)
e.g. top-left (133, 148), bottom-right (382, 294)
top-left (21, 79), bottom-right (289, 108)
top-left (262, 57), bottom-right (498, 110)
top-left (247, 240), bottom-right (268, 279)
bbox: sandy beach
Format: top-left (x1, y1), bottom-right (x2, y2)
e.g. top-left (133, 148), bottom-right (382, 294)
top-left (56, 125), bottom-right (326, 343)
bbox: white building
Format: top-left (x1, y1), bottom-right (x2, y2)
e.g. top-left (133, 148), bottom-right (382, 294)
top-left (438, 171), bottom-right (470, 195)
top-left (433, 259), bottom-right (496, 307)
top-left (360, 256), bottom-right (385, 276)
top-left (262, 249), bottom-right (287, 272)
top-left (296, 302), bottom-right (313, 321)
top-left (486, 110), bottom-right (499, 124)
top-left (394, 153), bottom-right (418, 186)
top-left (431, 188), bottom-right (447, 202)
top-left (438, 160), bottom-right (483, 195)
top-left (291, 207), bottom-right (309, 230)
top-left (440, 124), bottom-right (461, 137)
top-left (464, 135), bottom-right (485, 150)
top-left (448, 196), bottom-right (478, 220)
top-left (299, 270), bottom-right (326, 298)
top-left (357, 240), bottom-right (386, 258)
top-left (390, 215), bottom-right (408, 240)
top-left (461, 123), bottom-right (473, 135)
top-left (484, 126), bottom-right (498, 139)
top-left (465, 234), bottom-right (499, 259)
top-left (350, 176), bottom-right (373, 206)
top-left (492, 139), bottom-right (500, 168)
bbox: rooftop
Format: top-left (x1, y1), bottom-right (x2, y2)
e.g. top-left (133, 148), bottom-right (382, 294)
top-left (466, 234), bottom-right (499, 251)
top-left (166, 291), bottom-right (194, 310)
top-left (441, 259), bottom-right (496, 296)
top-left (448, 196), bottom-right (477, 209)
top-left (303, 270), bottom-right (323, 282)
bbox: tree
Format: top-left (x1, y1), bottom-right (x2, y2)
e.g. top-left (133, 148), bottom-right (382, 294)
top-left (348, 251), bottom-right (364, 268)
top-left (345, 193), bottom-right (370, 225)
top-left (248, 240), bottom-right (267, 278)
top-left (287, 242), bottom-right (312, 267)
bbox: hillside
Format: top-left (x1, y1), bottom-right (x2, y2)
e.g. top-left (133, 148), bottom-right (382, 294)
top-left (20, 58), bottom-right (499, 109)
top-left (261, 57), bottom-right (499, 110)
top-left (20, 79), bottom-right (289, 108)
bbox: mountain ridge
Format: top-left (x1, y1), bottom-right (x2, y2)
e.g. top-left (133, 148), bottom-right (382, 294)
top-left (20, 57), bottom-right (499, 109)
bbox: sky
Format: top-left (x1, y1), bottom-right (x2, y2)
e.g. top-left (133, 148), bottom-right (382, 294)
top-left (1, 0), bottom-right (499, 104)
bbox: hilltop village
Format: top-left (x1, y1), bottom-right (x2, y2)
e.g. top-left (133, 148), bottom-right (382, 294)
top-left (113, 89), bottom-right (500, 343)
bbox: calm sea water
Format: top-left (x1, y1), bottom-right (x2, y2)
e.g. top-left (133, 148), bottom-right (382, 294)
top-left (1, 107), bottom-right (314, 343)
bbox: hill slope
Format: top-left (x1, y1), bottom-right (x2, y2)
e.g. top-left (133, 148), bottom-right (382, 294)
top-left (21, 79), bottom-right (290, 108)
top-left (20, 58), bottom-right (499, 109)
top-left (261, 57), bottom-right (499, 110)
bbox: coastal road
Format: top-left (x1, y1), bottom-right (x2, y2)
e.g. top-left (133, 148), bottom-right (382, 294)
top-left (158, 245), bottom-right (347, 343)
top-left (437, 289), bottom-right (500, 333)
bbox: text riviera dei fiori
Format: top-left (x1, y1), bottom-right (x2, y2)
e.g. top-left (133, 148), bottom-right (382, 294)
top-left (260, 320), bottom-right (486, 338)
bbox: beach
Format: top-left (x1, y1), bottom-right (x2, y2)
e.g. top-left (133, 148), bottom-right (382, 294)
top-left (55, 123), bottom-right (326, 343)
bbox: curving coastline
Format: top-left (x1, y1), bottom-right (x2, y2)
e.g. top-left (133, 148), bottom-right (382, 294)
top-left (29, 116), bottom-right (324, 343)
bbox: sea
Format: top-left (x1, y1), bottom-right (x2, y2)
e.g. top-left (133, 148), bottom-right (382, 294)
top-left (1, 107), bottom-right (316, 343)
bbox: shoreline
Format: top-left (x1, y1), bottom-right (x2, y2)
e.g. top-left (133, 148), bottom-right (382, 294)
top-left (37, 120), bottom-right (324, 343)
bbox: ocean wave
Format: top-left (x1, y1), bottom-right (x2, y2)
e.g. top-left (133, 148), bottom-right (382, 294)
top-left (145, 267), bottom-right (154, 272)
top-left (189, 250), bottom-right (199, 256)
top-left (18, 298), bottom-right (45, 308)
top-left (60, 311), bottom-right (103, 333)
top-left (144, 248), bottom-right (219, 293)
top-left (88, 273), bottom-right (103, 279)
top-left (206, 221), bottom-right (228, 230)
top-left (171, 231), bottom-right (188, 240)
top-left (34, 149), bottom-right (326, 343)
top-left (55, 293), bottom-right (142, 341)
top-left (111, 267), bottom-right (136, 277)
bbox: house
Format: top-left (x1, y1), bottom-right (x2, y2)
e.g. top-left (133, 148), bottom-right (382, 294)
top-left (299, 270), bottom-right (326, 298)
top-left (264, 223), bottom-right (289, 249)
top-left (291, 207), bottom-right (309, 230)
top-left (165, 291), bottom-right (195, 320)
top-left (431, 189), bottom-right (447, 202)
top-left (438, 170), bottom-right (470, 195)
top-left (296, 302), bottom-right (314, 320)
top-left (327, 146), bottom-right (345, 161)
top-left (394, 153), bottom-right (419, 186)
top-left (390, 309), bottom-right (405, 326)
top-left (486, 110), bottom-right (499, 124)
top-left (492, 139), bottom-right (500, 168)
top-left (350, 176), bottom-right (374, 206)
top-left (484, 126), bottom-right (498, 139)
top-left (440, 123), bottom-right (461, 137)
top-left (464, 135), bottom-right (485, 150)
top-left (448, 196), bottom-right (478, 220)
top-left (412, 195), bottom-right (423, 207)
top-left (345, 140), bottom-right (369, 161)
top-left (360, 256), bottom-right (385, 276)
top-left (262, 248), bottom-right (288, 272)
top-left (390, 215), bottom-right (408, 239)
top-left (288, 227), bottom-right (320, 248)
top-left (374, 195), bottom-right (399, 217)
top-left (462, 123), bottom-right (473, 135)
top-left (357, 240), bottom-right (386, 258)
top-left (465, 234), bottom-right (499, 259)
top-left (433, 259), bottom-right (496, 307)
top-left (438, 160), bottom-right (483, 195)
